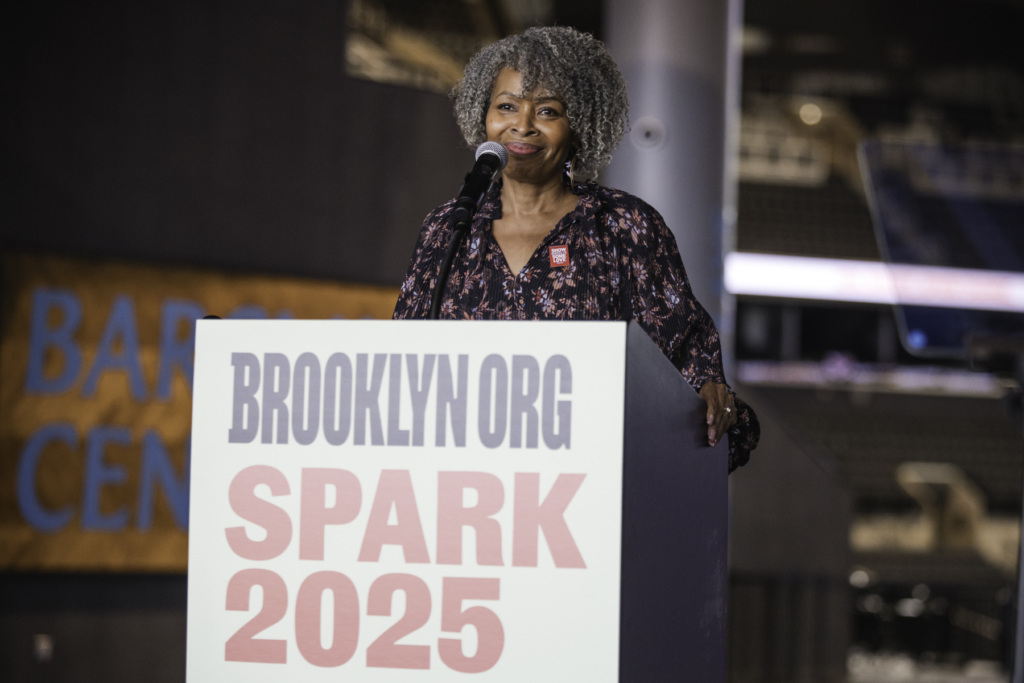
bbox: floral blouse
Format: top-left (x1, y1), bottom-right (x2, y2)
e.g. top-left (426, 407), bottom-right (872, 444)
top-left (393, 180), bottom-right (758, 469)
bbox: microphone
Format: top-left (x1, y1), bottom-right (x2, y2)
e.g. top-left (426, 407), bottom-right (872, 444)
top-left (451, 142), bottom-right (508, 231)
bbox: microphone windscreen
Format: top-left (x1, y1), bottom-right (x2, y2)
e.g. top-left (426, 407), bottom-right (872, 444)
top-left (475, 141), bottom-right (509, 170)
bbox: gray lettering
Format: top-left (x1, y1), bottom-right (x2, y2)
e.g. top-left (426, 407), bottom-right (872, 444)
top-left (387, 354), bottom-right (410, 446)
top-left (354, 353), bottom-right (386, 446)
top-left (510, 355), bottom-right (540, 448)
top-left (261, 353), bottom-right (290, 444)
top-left (407, 354), bottom-right (435, 446)
top-left (542, 355), bottom-right (572, 449)
top-left (323, 353), bottom-right (353, 445)
top-left (478, 354), bottom-right (508, 449)
top-left (291, 352), bottom-right (321, 446)
top-left (226, 350), bottom-right (568, 451)
top-left (436, 354), bottom-right (468, 447)
top-left (228, 352), bottom-right (260, 443)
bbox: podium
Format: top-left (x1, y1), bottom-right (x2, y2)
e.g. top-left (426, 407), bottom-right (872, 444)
top-left (187, 320), bottom-right (727, 682)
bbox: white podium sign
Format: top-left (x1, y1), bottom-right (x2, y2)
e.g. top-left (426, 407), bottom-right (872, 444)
top-left (187, 320), bottom-right (628, 681)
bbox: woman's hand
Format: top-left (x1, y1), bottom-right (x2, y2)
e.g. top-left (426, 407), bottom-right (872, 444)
top-left (699, 382), bottom-right (737, 448)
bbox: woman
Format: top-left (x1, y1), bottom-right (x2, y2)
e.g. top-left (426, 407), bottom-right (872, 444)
top-left (393, 26), bottom-right (758, 470)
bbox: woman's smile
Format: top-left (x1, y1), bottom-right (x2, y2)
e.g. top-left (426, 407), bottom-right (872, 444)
top-left (504, 141), bottom-right (542, 156)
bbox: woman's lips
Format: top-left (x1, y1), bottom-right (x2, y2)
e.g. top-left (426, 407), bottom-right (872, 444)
top-left (504, 142), bottom-right (541, 156)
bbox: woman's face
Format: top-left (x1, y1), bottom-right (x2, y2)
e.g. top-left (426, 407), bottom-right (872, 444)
top-left (485, 68), bottom-right (574, 186)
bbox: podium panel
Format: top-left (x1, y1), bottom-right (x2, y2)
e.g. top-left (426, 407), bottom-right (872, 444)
top-left (620, 322), bottom-right (728, 681)
top-left (186, 320), bottom-right (725, 681)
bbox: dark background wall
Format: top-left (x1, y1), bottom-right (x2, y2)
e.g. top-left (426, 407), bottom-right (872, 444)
top-left (2, 3), bottom-right (471, 680)
top-left (3, 1), bottom-right (468, 285)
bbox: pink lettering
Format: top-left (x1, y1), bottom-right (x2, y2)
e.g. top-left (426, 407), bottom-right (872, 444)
top-left (299, 468), bottom-right (362, 561)
top-left (358, 470), bottom-right (430, 563)
top-left (225, 465), bottom-right (293, 561)
top-left (512, 473), bottom-right (586, 568)
top-left (436, 472), bottom-right (504, 566)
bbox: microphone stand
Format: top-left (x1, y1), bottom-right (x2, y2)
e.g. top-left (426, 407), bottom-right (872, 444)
top-left (427, 143), bottom-right (506, 320)
top-left (428, 217), bottom-right (471, 320)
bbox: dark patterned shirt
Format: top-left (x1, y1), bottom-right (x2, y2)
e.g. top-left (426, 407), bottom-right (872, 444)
top-left (393, 180), bottom-right (758, 469)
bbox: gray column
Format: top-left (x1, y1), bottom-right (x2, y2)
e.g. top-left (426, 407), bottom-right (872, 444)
top-left (603, 0), bottom-right (743, 369)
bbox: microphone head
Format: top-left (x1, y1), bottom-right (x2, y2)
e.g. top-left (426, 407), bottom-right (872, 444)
top-left (475, 141), bottom-right (508, 170)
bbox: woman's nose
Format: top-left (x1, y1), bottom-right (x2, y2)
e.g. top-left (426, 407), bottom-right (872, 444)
top-left (512, 107), bottom-right (536, 134)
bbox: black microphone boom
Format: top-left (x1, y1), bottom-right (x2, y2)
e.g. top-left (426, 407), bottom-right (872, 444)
top-left (451, 142), bottom-right (508, 230)
top-left (428, 142), bottom-right (508, 320)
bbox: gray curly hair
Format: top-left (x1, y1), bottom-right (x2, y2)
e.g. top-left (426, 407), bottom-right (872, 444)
top-left (452, 26), bottom-right (630, 181)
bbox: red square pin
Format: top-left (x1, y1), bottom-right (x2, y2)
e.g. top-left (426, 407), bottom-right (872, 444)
top-left (549, 244), bottom-right (569, 267)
